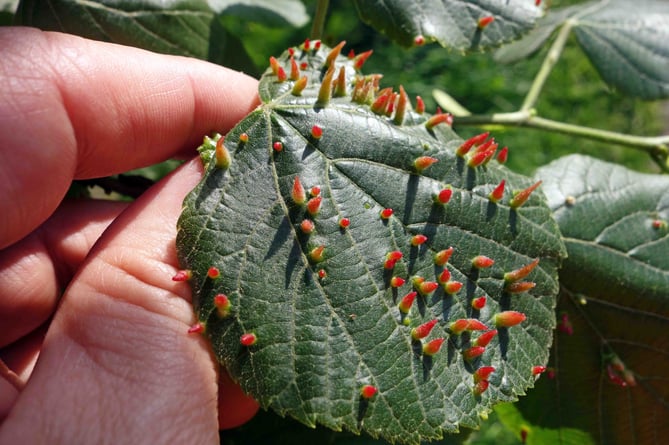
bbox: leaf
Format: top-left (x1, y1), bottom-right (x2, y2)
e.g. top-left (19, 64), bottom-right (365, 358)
top-left (177, 42), bottom-right (566, 445)
top-left (16, 0), bottom-right (214, 58)
top-left (571, 0), bottom-right (669, 99)
top-left (494, 3), bottom-right (589, 64)
top-left (352, 0), bottom-right (542, 51)
top-left (495, 0), bottom-right (669, 99)
top-left (15, 0), bottom-right (259, 71)
top-left (516, 155), bottom-right (669, 445)
top-left (0, 0), bottom-right (16, 25)
top-left (207, 0), bottom-right (309, 27)
top-left (494, 403), bottom-right (596, 445)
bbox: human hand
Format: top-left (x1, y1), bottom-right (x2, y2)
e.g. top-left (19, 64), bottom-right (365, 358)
top-left (0, 28), bottom-right (260, 443)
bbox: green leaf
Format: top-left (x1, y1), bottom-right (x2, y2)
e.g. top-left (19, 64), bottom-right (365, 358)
top-left (0, 0), bottom-right (17, 25)
top-left (207, 0), bottom-right (308, 27)
top-left (494, 403), bottom-right (596, 445)
top-left (17, 0), bottom-right (214, 58)
top-left (177, 42), bottom-right (566, 445)
top-left (494, 3), bottom-right (588, 64)
top-left (352, 0), bottom-right (542, 51)
top-left (495, 0), bottom-right (669, 99)
top-left (516, 155), bottom-right (669, 445)
top-left (14, 0), bottom-right (262, 70)
top-left (571, 0), bottom-right (669, 99)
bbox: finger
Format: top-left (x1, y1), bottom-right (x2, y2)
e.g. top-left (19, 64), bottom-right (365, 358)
top-left (0, 323), bottom-right (46, 422)
top-left (0, 200), bottom-right (127, 348)
top-left (218, 369), bottom-right (260, 430)
top-left (0, 159), bottom-right (226, 444)
top-left (0, 27), bottom-right (259, 248)
top-left (0, 364), bottom-right (19, 424)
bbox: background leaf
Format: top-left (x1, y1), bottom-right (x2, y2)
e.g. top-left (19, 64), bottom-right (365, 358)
top-left (494, 0), bottom-right (669, 99)
top-left (207, 0), bottom-right (308, 27)
top-left (14, 0), bottom-right (294, 71)
top-left (571, 0), bottom-right (669, 99)
top-left (177, 42), bottom-right (566, 444)
top-left (493, 3), bottom-right (588, 64)
top-left (494, 403), bottom-right (596, 445)
top-left (16, 0), bottom-right (214, 58)
top-left (0, 0), bottom-right (17, 25)
top-left (352, 0), bottom-right (542, 51)
top-left (515, 155), bottom-right (669, 445)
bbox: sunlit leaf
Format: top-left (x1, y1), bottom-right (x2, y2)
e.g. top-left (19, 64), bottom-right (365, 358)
top-left (352, 0), bottom-right (542, 52)
top-left (572, 0), bottom-right (669, 99)
top-left (207, 0), bottom-right (308, 27)
top-left (177, 42), bottom-right (566, 444)
top-left (495, 0), bottom-right (669, 99)
top-left (17, 0), bottom-right (214, 58)
top-left (494, 3), bottom-right (587, 64)
top-left (15, 0), bottom-right (263, 70)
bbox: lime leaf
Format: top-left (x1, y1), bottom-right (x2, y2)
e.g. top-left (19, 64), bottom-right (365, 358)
top-left (207, 0), bottom-right (308, 27)
top-left (177, 42), bottom-right (566, 444)
top-left (352, 0), bottom-right (542, 51)
top-left (571, 0), bottom-right (669, 99)
top-left (494, 3), bottom-right (588, 64)
top-left (16, 0), bottom-right (213, 58)
top-left (494, 403), bottom-right (596, 445)
top-left (15, 0), bottom-right (259, 70)
top-left (495, 0), bottom-right (669, 99)
top-left (0, 0), bottom-right (17, 25)
top-left (516, 155), bottom-right (669, 445)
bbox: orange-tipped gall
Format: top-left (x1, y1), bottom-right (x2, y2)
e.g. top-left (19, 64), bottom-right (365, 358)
top-left (510, 181), bottom-right (542, 209)
top-left (292, 177), bottom-right (306, 205)
top-left (422, 338), bottom-right (446, 356)
top-left (494, 311), bottom-right (526, 328)
top-left (398, 291), bottom-right (417, 313)
top-left (411, 319), bottom-right (438, 340)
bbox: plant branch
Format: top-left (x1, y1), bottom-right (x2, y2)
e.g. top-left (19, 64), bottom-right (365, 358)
top-left (521, 20), bottom-right (573, 112)
top-left (454, 112), bottom-right (669, 171)
top-left (310, 0), bottom-right (330, 40)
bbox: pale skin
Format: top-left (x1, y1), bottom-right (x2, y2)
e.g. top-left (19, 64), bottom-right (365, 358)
top-left (0, 28), bottom-right (260, 443)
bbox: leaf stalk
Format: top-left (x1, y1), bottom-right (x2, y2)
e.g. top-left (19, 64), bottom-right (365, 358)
top-left (310, 0), bottom-right (330, 40)
top-left (521, 20), bottom-right (574, 112)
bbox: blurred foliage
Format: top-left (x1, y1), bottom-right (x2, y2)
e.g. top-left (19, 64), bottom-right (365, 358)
top-left (0, 0), bottom-right (17, 24)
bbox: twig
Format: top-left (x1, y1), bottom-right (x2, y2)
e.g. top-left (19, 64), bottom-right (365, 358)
top-left (521, 21), bottom-right (573, 112)
top-left (454, 113), bottom-right (669, 171)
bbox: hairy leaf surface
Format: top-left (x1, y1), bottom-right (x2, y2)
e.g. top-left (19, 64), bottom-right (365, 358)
top-left (177, 42), bottom-right (565, 444)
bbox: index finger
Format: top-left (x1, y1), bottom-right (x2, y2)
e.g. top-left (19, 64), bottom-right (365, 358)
top-left (0, 27), bottom-right (259, 248)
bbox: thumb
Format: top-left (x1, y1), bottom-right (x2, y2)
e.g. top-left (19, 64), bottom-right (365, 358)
top-left (0, 160), bottom-right (227, 444)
